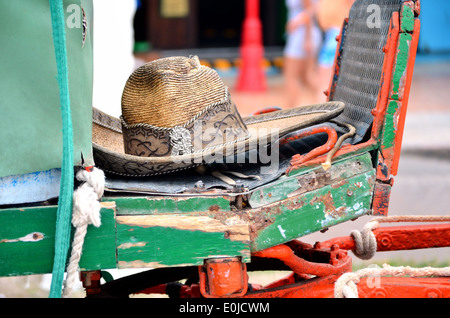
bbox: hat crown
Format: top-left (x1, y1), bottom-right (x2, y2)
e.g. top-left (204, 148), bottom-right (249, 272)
top-left (121, 56), bottom-right (226, 128)
top-left (120, 56), bottom-right (249, 159)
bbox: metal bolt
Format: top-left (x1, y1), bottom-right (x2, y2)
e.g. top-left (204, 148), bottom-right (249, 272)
top-left (194, 180), bottom-right (204, 189)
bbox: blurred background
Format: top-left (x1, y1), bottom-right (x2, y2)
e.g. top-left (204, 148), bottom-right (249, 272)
top-left (1, 0), bottom-right (450, 297)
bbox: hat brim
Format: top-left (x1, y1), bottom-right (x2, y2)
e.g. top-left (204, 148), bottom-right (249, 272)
top-left (92, 101), bottom-right (345, 177)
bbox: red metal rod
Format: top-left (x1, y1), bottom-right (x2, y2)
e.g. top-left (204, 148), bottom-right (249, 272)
top-left (358, 277), bottom-right (450, 298)
top-left (252, 244), bottom-right (351, 278)
top-left (321, 223), bottom-right (450, 252)
top-left (287, 138), bottom-right (377, 176)
top-left (281, 126), bottom-right (338, 171)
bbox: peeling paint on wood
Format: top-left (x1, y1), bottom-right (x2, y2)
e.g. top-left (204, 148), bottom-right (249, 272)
top-left (400, 2), bottom-right (415, 33)
top-left (107, 196), bottom-right (232, 215)
top-left (0, 204), bottom-right (116, 276)
top-left (0, 232), bottom-right (45, 243)
top-left (372, 181), bottom-right (392, 216)
top-left (378, 5), bottom-right (419, 181)
top-left (0, 168), bottom-right (61, 205)
top-left (117, 215), bottom-right (249, 242)
top-left (116, 214), bottom-right (250, 269)
top-left (381, 100), bottom-right (401, 151)
top-left (249, 153), bottom-right (373, 208)
top-left (249, 169), bottom-right (376, 251)
top-left (390, 33), bottom-right (412, 101)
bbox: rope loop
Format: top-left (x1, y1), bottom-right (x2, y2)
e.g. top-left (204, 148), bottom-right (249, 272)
top-left (350, 220), bottom-right (378, 260)
top-left (71, 168), bottom-right (105, 228)
top-left (335, 215), bottom-right (450, 298)
top-left (351, 215), bottom-right (450, 260)
top-left (62, 167), bottom-right (105, 297)
top-left (334, 272), bottom-right (360, 298)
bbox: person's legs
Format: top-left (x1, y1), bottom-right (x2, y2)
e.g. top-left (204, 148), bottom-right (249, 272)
top-left (283, 24), bottom-right (323, 107)
top-left (301, 55), bottom-right (320, 104)
top-left (284, 56), bottom-right (306, 108)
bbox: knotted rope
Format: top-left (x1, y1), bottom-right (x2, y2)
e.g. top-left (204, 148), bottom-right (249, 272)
top-left (351, 215), bottom-right (450, 260)
top-left (62, 167), bottom-right (105, 297)
top-left (335, 215), bottom-right (450, 298)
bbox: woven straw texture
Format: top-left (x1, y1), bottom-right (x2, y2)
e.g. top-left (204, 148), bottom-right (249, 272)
top-left (121, 56), bottom-right (226, 127)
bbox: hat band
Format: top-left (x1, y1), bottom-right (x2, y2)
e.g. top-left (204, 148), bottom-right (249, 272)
top-left (121, 91), bottom-right (249, 158)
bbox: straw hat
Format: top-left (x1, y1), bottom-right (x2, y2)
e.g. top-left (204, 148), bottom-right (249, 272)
top-left (92, 56), bottom-right (344, 177)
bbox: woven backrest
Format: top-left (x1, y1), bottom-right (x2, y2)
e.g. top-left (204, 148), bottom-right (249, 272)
top-left (330, 0), bottom-right (403, 144)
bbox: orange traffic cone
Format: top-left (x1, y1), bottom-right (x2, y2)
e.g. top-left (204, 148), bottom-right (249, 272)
top-left (236, 0), bottom-right (266, 92)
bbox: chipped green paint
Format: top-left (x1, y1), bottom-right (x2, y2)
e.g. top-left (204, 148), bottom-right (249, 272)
top-left (383, 11), bottom-right (414, 148)
top-left (250, 170), bottom-right (375, 251)
top-left (250, 177), bottom-right (300, 209)
top-left (116, 221), bottom-right (250, 268)
top-left (0, 205), bottom-right (116, 277)
top-left (249, 153), bottom-right (374, 208)
top-left (106, 196), bottom-right (231, 215)
top-left (381, 100), bottom-right (401, 149)
top-left (390, 33), bottom-right (412, 101)
top-left (401, 4), bottom-right (415, 33)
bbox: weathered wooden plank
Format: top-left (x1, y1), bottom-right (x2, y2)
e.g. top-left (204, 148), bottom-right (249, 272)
top-left (0, 206), bottom-right (56, 276)
top-left (389, 32), bottom-right (413, 102)
top-left (378, 5), bottom-right (419, 180)
top-left (0, 169), bottom-right (61, 205)
top-left (400, 1), bottom-right (415, 33)
top-left (116, 214), bottom-right (250, 269)
top-left (378, 99), bottom-right (402, 181)
top-left (249, 153), bottom-right (373, 208)
top-left (0, 203), bottom-right (116, 276)
top-left (107, 196), bottom-right (232, 215)
top-left (249, 169), bottom-right (376, 251)
top-left (79, 202), bottom-right (117, 271)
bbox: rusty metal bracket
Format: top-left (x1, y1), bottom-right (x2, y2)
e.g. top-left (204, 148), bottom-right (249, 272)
top-left (80, 270), bottom-right (102, 297)
top-left (199, 257), bottom-right (248, 298)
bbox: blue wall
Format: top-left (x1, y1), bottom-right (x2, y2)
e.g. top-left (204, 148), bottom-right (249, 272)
top-left (418, 0), bottom-right (450, 53)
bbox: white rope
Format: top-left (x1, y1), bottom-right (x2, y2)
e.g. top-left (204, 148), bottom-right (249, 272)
top-left (62, 167), bottom-right (105, 297)
top-left (350, 221), bottom-right (378, 260)
top-left (351, 215), bottom-right (450, 260)
top-left (336, 215), bottom-right (450, 298)
top-left (334, 263), bottom-right (450, 298)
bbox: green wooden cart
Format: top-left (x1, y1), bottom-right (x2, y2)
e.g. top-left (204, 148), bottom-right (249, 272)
top-left (1, 0), bottom-right (449, 298)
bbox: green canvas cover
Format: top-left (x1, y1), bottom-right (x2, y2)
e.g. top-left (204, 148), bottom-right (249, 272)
top-left (0, 0), bottom-right (94, 178)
